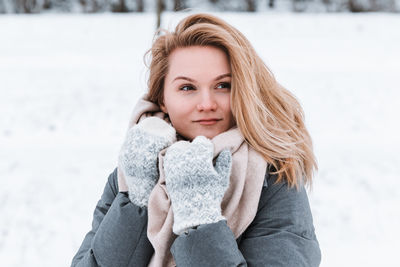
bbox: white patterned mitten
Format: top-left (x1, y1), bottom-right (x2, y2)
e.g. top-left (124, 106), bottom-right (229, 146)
top-left (118, 117), bottom-right (176, 207)
top-left (163, 136), bottom-right (232, 235)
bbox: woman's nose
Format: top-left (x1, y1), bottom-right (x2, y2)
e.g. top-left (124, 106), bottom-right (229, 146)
top-left (197, 90), bottom-right (217, 111)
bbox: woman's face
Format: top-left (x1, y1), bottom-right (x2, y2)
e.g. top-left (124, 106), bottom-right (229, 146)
top-left (161, 45), bottom-right (236, 141)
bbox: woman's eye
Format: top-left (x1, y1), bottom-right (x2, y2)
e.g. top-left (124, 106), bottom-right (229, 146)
top-left (216, 82), bottom-right (231, 90)
top-left (179, 85), bottom-right (195, 91)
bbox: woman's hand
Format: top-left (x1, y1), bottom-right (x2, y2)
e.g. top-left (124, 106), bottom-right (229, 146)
top-left (118, 117), bottom-right (176, 207)
top-left (163, 136), bottom-right (232, 235)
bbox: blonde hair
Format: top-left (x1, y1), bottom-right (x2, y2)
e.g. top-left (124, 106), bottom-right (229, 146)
top-left (144, 13), bottom-right (318, 190)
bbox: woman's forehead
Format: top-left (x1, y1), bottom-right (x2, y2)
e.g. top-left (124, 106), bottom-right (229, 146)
top-left (166, 46), bottom-right (231, 81)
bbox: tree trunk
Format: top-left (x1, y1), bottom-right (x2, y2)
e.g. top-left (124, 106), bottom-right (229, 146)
top-left (174, 0), bottom-right (186, 11)
top-left (136, 0), bottom-right (144, 12)
top-left (112, 0), bottom-right (129, 12)
top-left (23, 0), bottom-right (37, 13)
top-left (348, 0), bottom-right (366, 12)
top-left (156, 0), bottom-right (164, 30)
top-left (43, 0), bottom-right (52, 9)
top-left (246, 0), bottom-right (256, 11)
top-left (268, 0), bottom-right (275, 8)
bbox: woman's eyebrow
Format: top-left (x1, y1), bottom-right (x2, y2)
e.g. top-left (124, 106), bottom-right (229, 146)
top-left (173, 73), bottom-right (231, 83)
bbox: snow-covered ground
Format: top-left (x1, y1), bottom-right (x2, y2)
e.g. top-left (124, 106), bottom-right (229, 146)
top-left (0, 12), bottom-right (399, 267)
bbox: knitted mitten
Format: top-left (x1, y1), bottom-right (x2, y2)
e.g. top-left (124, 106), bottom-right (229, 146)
top-left (163, 136), bottom-right (232, 235)
top-left (118, 117), bottom-right (176, 207)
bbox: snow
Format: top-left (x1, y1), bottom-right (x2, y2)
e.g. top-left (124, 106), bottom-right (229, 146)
top-left (0, 11), bottom-right (399, 267)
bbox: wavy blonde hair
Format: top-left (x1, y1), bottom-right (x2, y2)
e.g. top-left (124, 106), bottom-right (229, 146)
top-left (144, 13), bottom-right (318, 190)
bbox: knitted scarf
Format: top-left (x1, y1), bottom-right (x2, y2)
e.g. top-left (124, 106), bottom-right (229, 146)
top-left (117, 93), bottom-right (267, 267)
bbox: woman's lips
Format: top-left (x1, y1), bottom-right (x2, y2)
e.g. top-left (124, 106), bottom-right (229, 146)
top-left (196, 119), bottom-right (221, 125)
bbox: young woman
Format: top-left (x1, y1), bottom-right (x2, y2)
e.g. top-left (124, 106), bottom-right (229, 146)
top-left (71, 13), bottom-right (321, 267)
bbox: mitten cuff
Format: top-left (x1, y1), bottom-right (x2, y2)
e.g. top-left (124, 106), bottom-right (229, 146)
top-left (173, 210), bottom-right (226, 235)
top-left (126, 175), bottom-right (156, 208)
top-left (138, 117), bottom-right (176, 144)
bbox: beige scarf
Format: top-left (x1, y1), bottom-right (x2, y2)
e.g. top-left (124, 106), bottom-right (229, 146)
top-left (117, 93), bottom-right (267, 267)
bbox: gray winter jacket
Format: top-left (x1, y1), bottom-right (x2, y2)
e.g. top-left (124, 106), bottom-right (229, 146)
top-left (71, 167), bottom-right (321, 267)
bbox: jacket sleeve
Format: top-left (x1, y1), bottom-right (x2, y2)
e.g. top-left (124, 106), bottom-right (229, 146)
top-left (238, 172), bottom-right (321, 266)
top-left (170, 172), bottom-right (321, 267)
top-left (71, 168), bottom-right (154, 267)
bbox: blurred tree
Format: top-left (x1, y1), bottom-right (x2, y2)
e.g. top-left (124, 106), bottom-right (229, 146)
top-left (0, 0), bottom-right (5, 13)
top-left (111, 0), bottom-right (129, 12)
top-left (207, 0), bottom-right (253, 11)
top-left (0, 0), bottom-right (398, 14)
top-left (136, 0), bottom-right (144, 12)
top-left (79, 0), bottom-right (87, 12)
top-left (268, 0), bottom-right (275, 8)
top-left (292, 0), bottom-right (308, 12)
top-left (90, 0), bottom-right (100, 12)
top-left (156, 0), bottom-right (165, 29)
top-left (348, 0), bottom-right (368, 11)
top-left (15, 0), bottom-right (38, 13)
top-left (347, 0), bottom-right (397, 12)
top-left (174, 0), bottom-right (186, 11)
top-left (42, 0), bottom-right (52, 9)
top-left (246, 0), bottom-right (256, 11)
